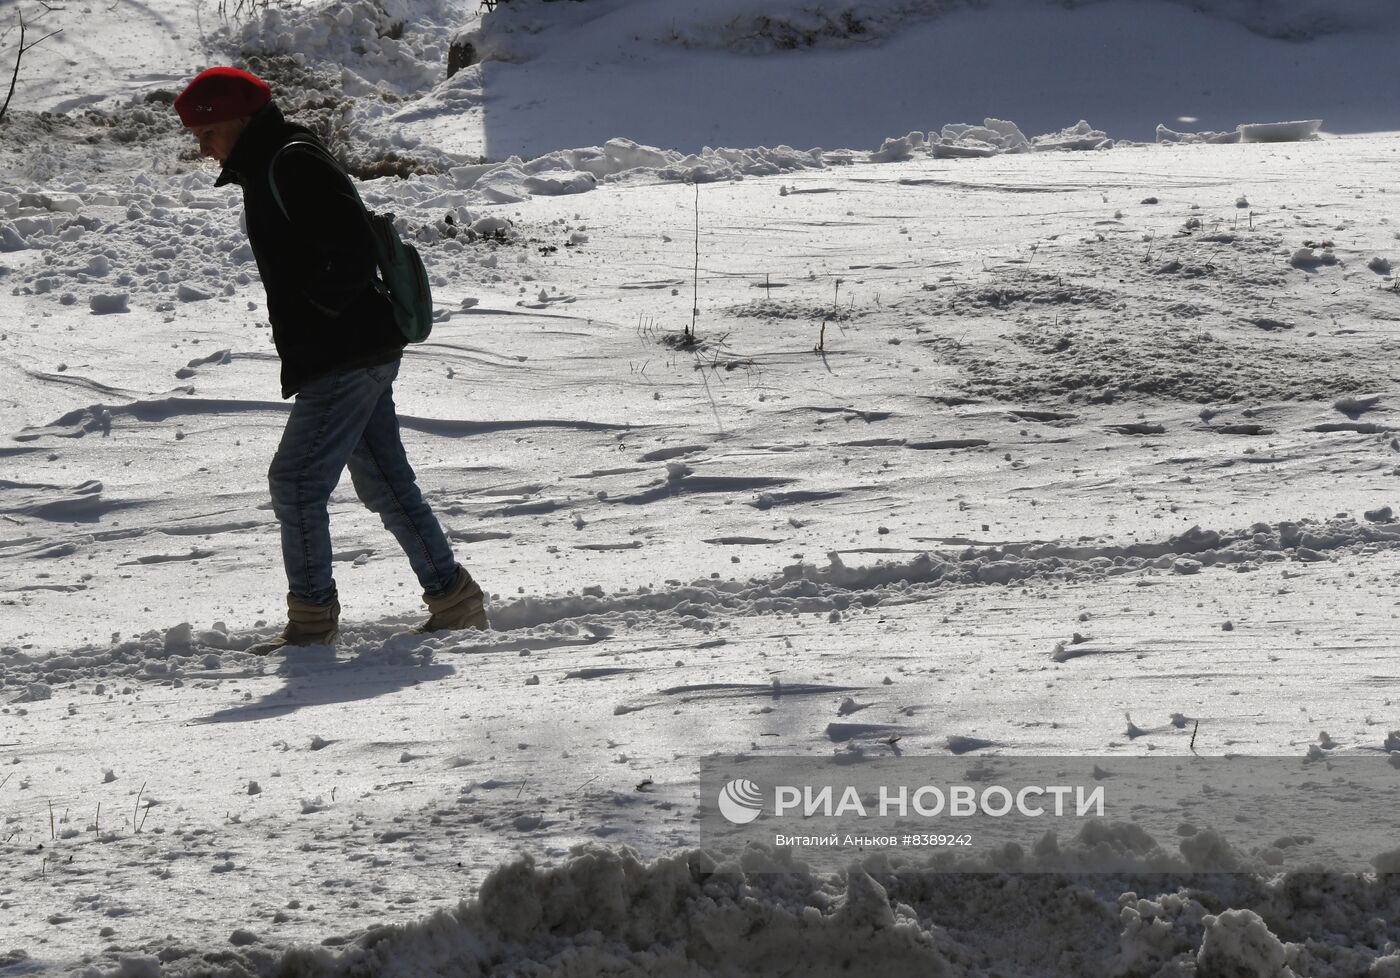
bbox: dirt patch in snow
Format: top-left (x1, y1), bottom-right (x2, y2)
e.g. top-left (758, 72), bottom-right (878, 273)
top-left (932, 321), bottom-right (1374, 405)
top-left (916, 224), bottom-right (1388, 404)
top-left (725, 297), bottom-right (865, 322)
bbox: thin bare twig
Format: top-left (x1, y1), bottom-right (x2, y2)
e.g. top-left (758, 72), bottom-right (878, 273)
top-left (1, 12), bottom-right (64, 125)
top-left (815, 279), bottom-right (841, 353)
top-left (133, 782), bottom-right (146, 833)
top-left (688, 182), bottom-right (699, 344)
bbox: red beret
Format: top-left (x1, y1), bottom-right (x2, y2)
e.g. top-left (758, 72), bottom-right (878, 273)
top-left (175, 66), bottom-right (271, 127)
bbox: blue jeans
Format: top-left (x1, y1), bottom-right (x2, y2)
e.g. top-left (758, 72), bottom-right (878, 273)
top-left (268, 360), bottom-right (459, 606)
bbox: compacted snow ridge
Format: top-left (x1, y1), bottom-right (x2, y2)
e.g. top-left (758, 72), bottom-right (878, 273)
top-left (3, 0), bottom-right (1400, 974)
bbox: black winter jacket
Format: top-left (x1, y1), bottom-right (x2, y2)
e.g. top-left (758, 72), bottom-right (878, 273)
top-left (215, 103), bottom-right (404, 398)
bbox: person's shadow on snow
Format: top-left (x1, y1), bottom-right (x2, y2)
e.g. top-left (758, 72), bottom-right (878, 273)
top-left (188, 644), bottom-right (454, 724)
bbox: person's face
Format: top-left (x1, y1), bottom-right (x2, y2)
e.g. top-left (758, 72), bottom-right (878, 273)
top-left (192, 118), bottom-right (247, 165)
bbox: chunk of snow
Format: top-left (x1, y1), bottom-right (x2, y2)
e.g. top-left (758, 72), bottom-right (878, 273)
top-left (869, 132), bottom-right (922, 163)
top-left (14, 683), bottom-right (52, 703)
top-left (471, 215), bottom-right (511, 236)
top-left (177, 284), bottom-right (214, 302)
top-left (1239, 120), bottom-right (1322, 143)
top-left (1290, 247), bottom-right (1337, 269)
top-left (89, 293), bottom-right (130, 315)
top-left (1196, 909), bottom-right (1290, 978)
top-left (1032, 120), bottom-right (1113, 151)
top-left (523, 171), bottom-right (597, 196)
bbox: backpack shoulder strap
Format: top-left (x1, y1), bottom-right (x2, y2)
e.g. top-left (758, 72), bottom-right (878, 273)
top-left (267, 139), bottom-right (362, 222)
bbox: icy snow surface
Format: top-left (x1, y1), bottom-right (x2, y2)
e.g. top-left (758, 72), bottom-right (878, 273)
top-left (3, 0), bottom-right (1400, 975)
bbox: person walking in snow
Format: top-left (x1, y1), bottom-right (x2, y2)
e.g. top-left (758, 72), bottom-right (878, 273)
top-left (174, 66), bottom-right (487, 652)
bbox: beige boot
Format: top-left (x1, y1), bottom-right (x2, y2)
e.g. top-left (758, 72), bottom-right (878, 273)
top-left (421, 568), bottom-right (488, 632)
top-left (248, 593), bottom-right (340, 655)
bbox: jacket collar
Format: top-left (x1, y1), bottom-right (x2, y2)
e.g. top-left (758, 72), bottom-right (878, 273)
top-left (215, 101), bottom-right (288, 188)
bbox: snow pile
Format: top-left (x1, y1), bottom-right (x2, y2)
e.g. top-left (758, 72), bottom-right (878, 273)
top-left (1028, 119), bottom-right (1116, 151)
top-left (1156, 123), bottom-right (1242, 145)
top-left (454, 138), bottom-right (828, 201)
top-left (63, 848), bottom-right (947, 977)
top-left (451, 119), bottom-right (1121, 206)
top-left (0, 133), bottom-right (831, 288)
top-left (194, 0), bottom-right (476, 175)
top-left (1195, 909), bottom-right (1293, 978)
top-left (868, 130), bottom-right (927, 162)
top-left (215, 0), bottom-right (452, 98)
top-left (925, 118), bottom-right (1114, 158)
top-left (446, 0), bottom-right (600, 66)
top-left (64, 841), bottom-right (1400, 978)
top-left (1157, 119), bottom-right (1324, 146)
top-left (0, 130), bottom-right (823, 312)
top-left (1238, 120), bottom-right (1323, 143)
top-left (0, 164), bottom-right (527, 309)
top-left (0, 170), bottom-right (249, 309)
top-left (874, 119), bottom-right (1121, 162)
top-left (928, 119), bottom-right (1030, 158)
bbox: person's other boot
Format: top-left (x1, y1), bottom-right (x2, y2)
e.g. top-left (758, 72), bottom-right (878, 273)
top-left (421, 567), bottom-right (488, 632)
top-left (248, 593), bottom-right (340, 655)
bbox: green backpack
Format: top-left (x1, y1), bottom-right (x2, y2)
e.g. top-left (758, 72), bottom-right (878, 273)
top-left (268, 140), bottom-right (434, 343)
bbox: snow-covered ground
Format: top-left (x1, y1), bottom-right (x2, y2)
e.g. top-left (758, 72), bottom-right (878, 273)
top-left (3, 0), bottom-right (1400, 975)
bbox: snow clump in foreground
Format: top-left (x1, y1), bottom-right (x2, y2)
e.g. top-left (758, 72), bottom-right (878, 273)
top-left (60, 842), bottom-right (1400, 978)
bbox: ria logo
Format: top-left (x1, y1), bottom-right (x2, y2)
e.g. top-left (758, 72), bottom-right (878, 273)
top-left (717, 779), bottom-right (764, 824)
